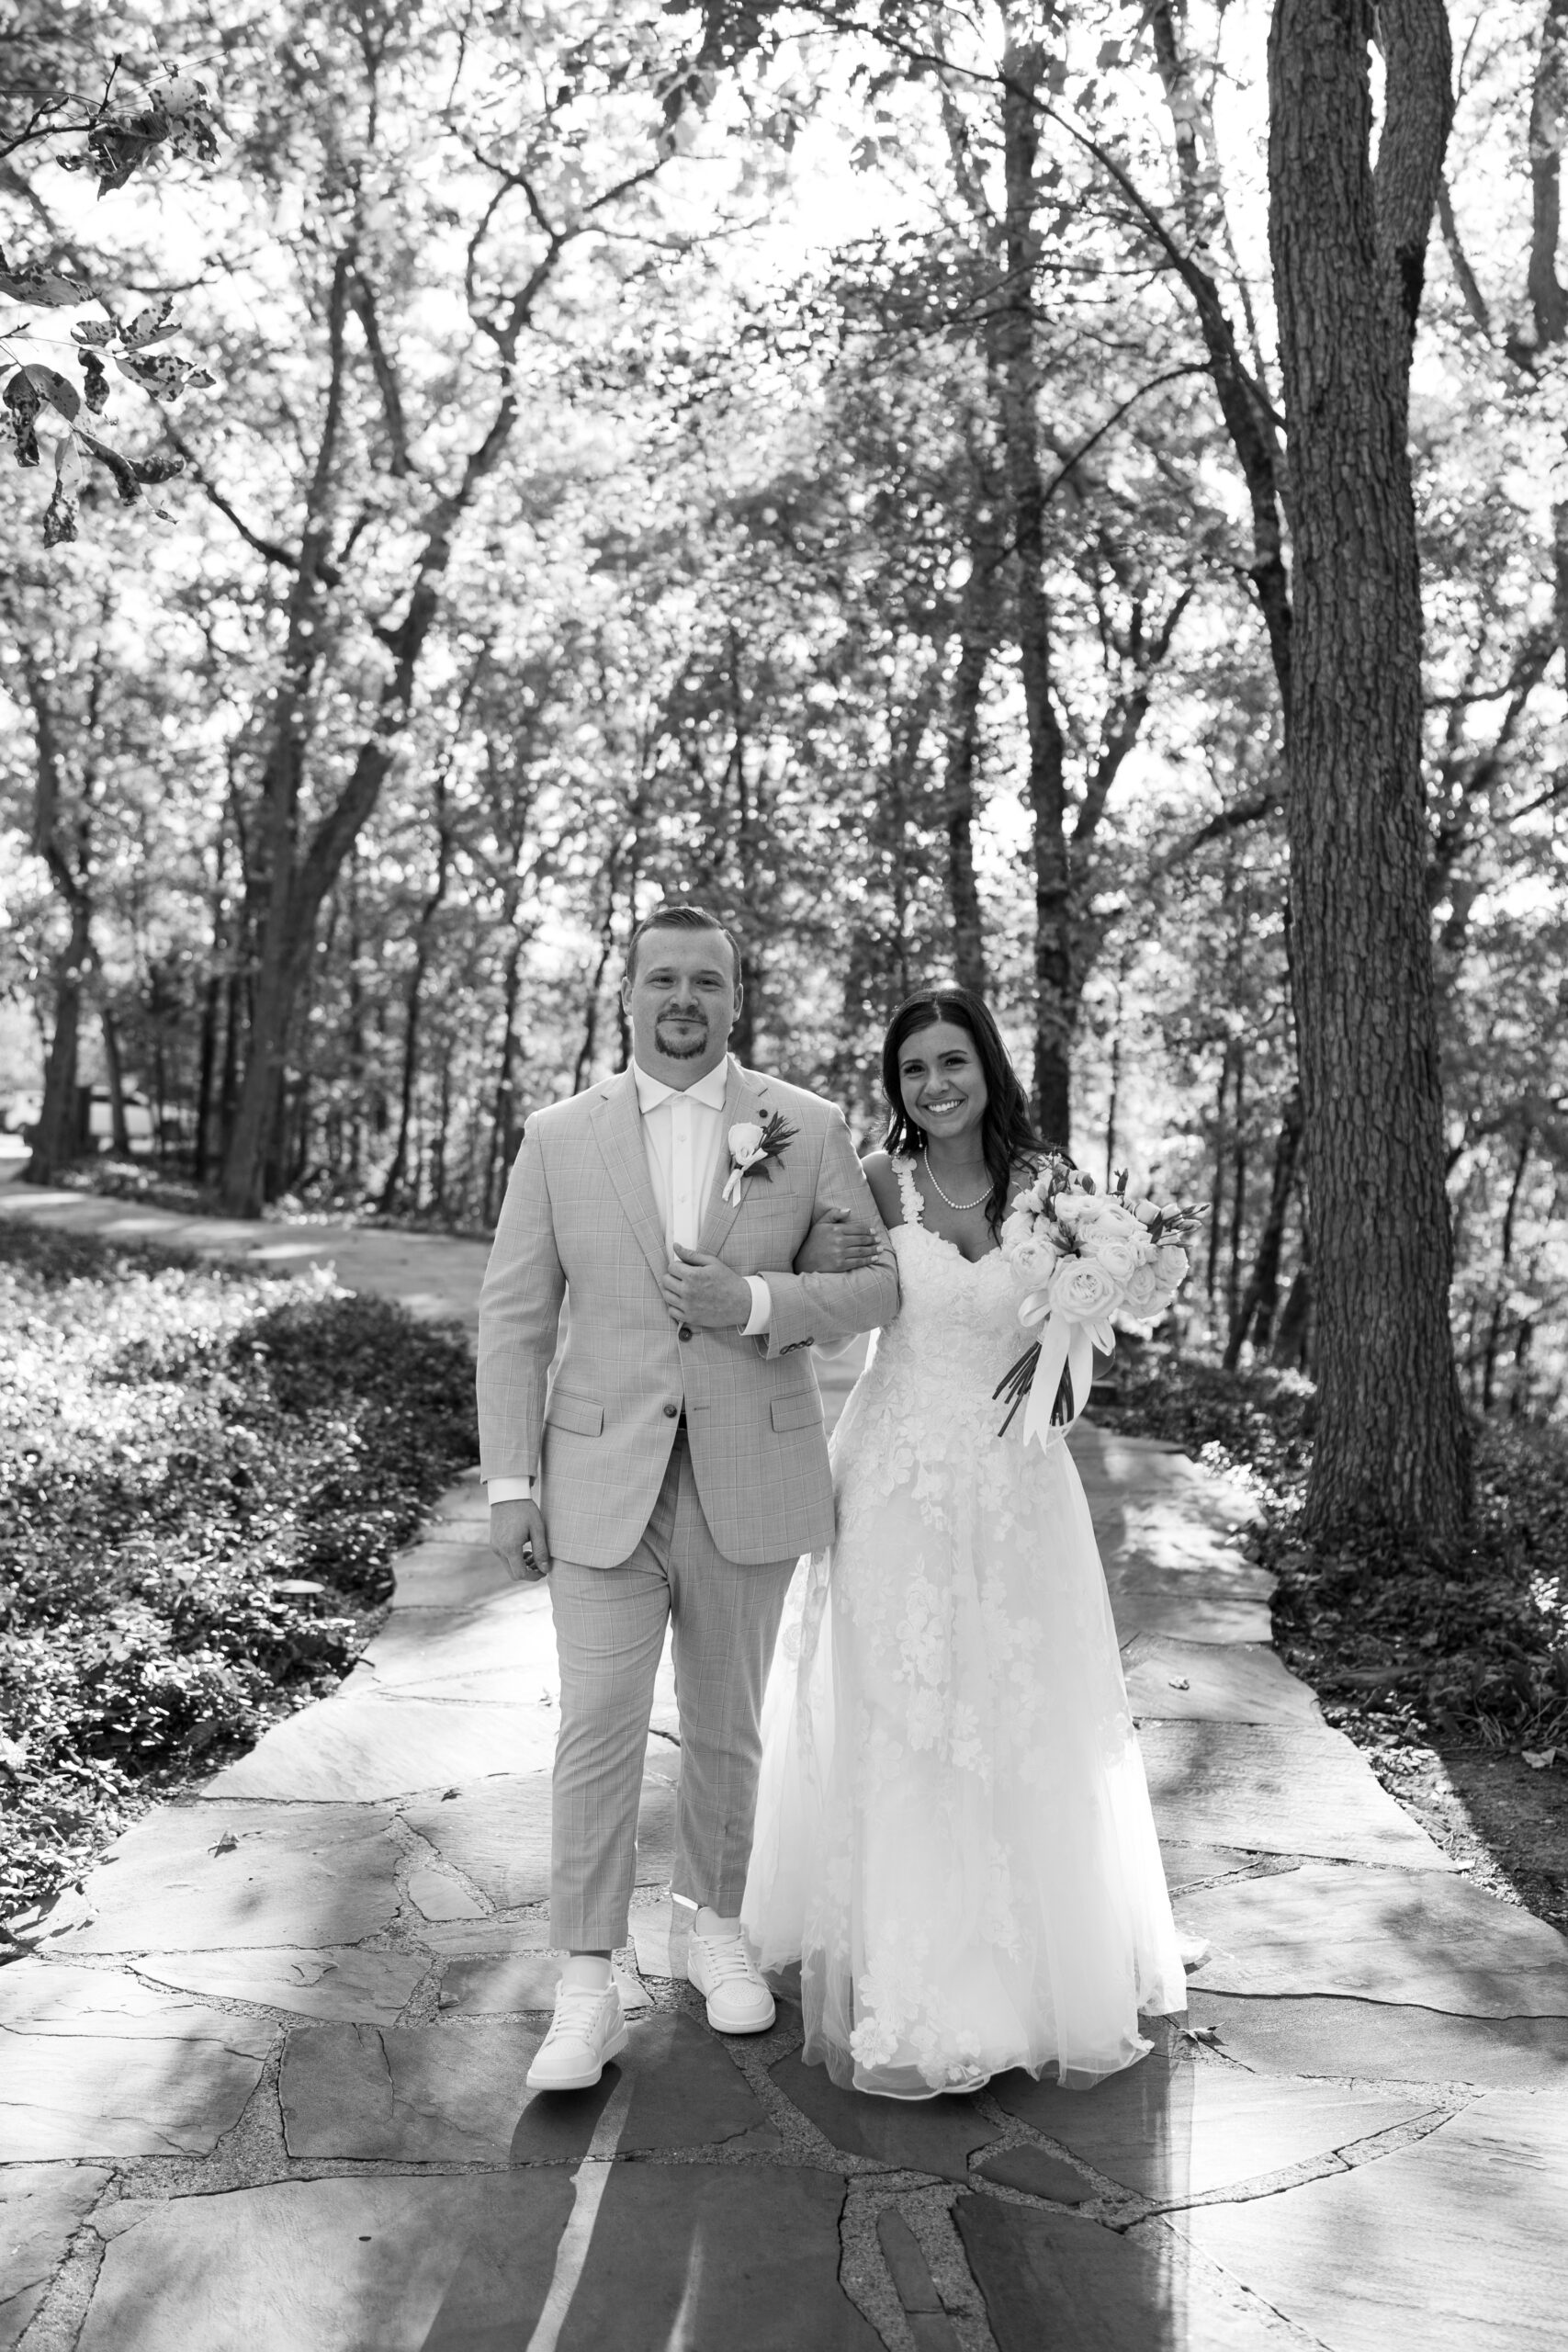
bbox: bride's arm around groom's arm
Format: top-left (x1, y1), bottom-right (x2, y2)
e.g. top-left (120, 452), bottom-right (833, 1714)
top-left (761, 1107), bottom-right (897, 1361)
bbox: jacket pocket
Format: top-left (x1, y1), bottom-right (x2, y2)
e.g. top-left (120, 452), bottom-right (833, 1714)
top-left (770, 1390), bottom-right (823, 1434)
top-left (546, 1389), bottom-right (604, 1438)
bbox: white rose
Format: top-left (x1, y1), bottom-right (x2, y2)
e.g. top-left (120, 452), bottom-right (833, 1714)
top-left (1122, 1260), bottom-right (1165, 1313)
top-left (1155, 1243), bottom-right (1190, 1285)
top-left (999, 1210), bottom-right (1032, 1253)
top-left (1087, 1236), bottom-right (1140, 1282)
top-left (1047, 1255), bottom-right (1120, 1322)
top-left (1009, 1234), bottom-right (1060, 1288)
top-left (728, 1121), bottom-right (765, 1163)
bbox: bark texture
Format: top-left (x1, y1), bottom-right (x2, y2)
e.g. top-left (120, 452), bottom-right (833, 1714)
top-left (1269, 0), bottom-right (1469, 1536)
top-left (998, 25), bottom-right (1072, 1147)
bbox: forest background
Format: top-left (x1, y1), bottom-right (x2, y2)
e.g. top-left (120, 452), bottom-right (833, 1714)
top-left (3, 0), bottom-right (1565, 1462)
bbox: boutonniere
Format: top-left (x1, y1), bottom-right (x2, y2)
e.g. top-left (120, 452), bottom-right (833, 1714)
top-left (722, 1111), bottom-right (799, 1204)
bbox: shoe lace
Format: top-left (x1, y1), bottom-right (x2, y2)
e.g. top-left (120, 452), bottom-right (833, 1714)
top-left (694, 1931), bottom-right (759, 1984)
top-left (547, 1983), bottom-right (611, 2038)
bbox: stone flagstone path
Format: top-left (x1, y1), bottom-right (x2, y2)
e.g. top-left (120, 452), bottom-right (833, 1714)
top-left (3, 1186), bottom-right (1567, 2349)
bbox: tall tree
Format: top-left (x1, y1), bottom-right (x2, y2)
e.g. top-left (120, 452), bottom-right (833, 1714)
top-left (1269, 0), bottom-right (1469, 1537)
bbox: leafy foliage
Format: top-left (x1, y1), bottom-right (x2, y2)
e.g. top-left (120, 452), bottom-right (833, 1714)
top-left (1108, 1347), bottom-right (1568, 1754)
top-left (0, 18), bottom-right (220, 541)
top-left (0, 1224), bottom-right (478, 1922)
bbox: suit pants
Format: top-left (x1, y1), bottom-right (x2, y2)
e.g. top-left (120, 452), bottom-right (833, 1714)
top-left (547, 1430), bottom-right (796, 1951)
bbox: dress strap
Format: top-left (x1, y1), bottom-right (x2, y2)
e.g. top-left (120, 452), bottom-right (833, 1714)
top-left (892, 1152), bottom-right (924, 1228)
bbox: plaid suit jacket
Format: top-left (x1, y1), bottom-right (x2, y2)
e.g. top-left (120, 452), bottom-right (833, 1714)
top-left (476, 1058), bottom-right (899, 1567)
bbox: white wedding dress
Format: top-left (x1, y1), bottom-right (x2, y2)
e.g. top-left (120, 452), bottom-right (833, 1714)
top-left (743, 1156), bottom-right (1186, 2098)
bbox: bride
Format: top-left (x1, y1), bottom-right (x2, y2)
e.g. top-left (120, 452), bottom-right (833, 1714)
top-left (743, 986), bottom-right (1187, 2099)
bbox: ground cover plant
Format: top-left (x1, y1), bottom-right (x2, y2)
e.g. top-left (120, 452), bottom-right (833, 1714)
top-left (0, 1223), bottom-right (478, 1928)
top-left (1106, 1344), bottom-right (1568, 1929)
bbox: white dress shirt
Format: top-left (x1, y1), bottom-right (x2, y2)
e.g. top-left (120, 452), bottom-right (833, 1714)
top-left (488, 1057), bottom-right (771, 1499)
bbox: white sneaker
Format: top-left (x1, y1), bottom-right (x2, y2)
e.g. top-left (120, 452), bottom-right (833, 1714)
top-left (687, 1926), bottom-right (775, 2034)
top-left (525, 1981), bottom-right (627, 2091)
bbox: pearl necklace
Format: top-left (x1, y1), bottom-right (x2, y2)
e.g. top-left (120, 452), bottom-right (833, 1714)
top-left (921, 1148), bottom-right (990, 1213)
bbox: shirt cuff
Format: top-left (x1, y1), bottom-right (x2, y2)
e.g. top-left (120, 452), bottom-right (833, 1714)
top-left (741, 1275), bottom-right (772, 1335)
top-left (487, 1476), bottom-right (536, 1503)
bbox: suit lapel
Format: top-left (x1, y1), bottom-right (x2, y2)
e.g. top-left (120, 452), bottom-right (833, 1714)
top-left (697, 1061), bottom-right (773, 1258)
top-left (589, 1070), bottom-right (669, 1289)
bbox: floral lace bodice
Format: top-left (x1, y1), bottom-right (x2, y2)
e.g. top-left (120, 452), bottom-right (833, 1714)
top-left (866, 1155), bottom-right (1025, 1438)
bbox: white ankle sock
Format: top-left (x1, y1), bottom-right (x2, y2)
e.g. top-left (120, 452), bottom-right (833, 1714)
top-left (694, 1907), bottom-right (741, 1939)
top-left (560, 1952), bottom-right (613, 1990)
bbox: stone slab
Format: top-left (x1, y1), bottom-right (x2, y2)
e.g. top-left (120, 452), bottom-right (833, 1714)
top-left (0, 1963), bottom-right (242, 2036)
top-left (51, 1803), bottom-right (402, 1953)
top-left (1170, 2092), bottom-right (1568, 2352)
top-left (400, 1766), bottom-right (672, 1910)
top-left (406, 1860), bottom-right (488, 1922)
top-left (876, 2208), bottom-right (944, 2312)
top-left (1107, 1589), bottom-right (1276, 1645)
top-left (1121, 1632), bottom-right (1322, 1724)
top-left (510, 2009), bottom-right (767, 2160)
top-left (989, 2048), bottom-right (1430, 2204)
top-left (955, 2193), bottom-right (1269, 2352)
top-left (1180, 1863), bottom-right (1568, 2016)
top-left (976, 2146), bottom-right (1093, 2204)
top-left (0, 2008), bottom-right (275, 2159)
top-left (74, 2173), bottom-right (575, 2352)
top-left (412, 1917), bottom-right (555, 1959)
top-left (390, 1541), bottom-right (513, 1610)
top-left (1185, 1992), bottom-right (1568, 2088)
top-left (1157, 1847), bottom-right (1259, 1895)
top-left (768, 2052), bottom-right (999, 2180)
top-left (1141, 1722), bottom-right (1453, 1869)
top-left (132, 1946), bottom-right (430, 2024)
top-left (0, 2164), bottom-right (111, 2352)
top-left (202, 1692), bottom-right (557, 1801)
top-left (425, 2161), bottom-right (880, 2352)
top-left (350, 1581), bottom-right (558, 1697)
top-left (439, 1954), bottom-right (647, 2016)
top-left (281, 2021), bottom-right (542, 2165)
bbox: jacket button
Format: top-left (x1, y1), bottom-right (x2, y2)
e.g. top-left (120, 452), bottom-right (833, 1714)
top-left (678, 1324), bottom-right (693, 1341)
top-left (662, 1403), bottom-right (678, 1418)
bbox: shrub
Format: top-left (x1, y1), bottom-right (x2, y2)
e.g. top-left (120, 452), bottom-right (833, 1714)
top-left (1107, 1345), bottom-right (1568, 1751)
top-left (0, 1225), bottom-right (478, 1919)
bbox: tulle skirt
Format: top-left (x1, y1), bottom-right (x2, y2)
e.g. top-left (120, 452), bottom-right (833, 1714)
top-left (743, 1382), bottom-right (1187, 2099)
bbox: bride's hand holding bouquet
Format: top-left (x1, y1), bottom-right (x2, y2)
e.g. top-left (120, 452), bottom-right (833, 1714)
top-left (995, 1159), bottom-right (1205, 1449)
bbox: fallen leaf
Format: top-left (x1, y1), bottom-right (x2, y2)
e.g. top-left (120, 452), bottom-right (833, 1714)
top-left (1522, 1748), bottom-right (1558, 1771)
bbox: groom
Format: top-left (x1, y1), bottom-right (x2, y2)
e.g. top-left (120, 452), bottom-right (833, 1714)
top-left (478, 901), bottom-right (897, 2090)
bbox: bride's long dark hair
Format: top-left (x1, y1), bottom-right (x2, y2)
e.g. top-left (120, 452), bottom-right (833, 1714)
top-left (881, 988), bottom-right (1050, 1237)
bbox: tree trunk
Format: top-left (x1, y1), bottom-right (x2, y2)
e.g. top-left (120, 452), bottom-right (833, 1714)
top-left (1149, 0), bottom-right (1293, 714)
top-left (1269, 0), bottom-right (1469, 1537)
top-left (28, 904), bottom-right (89, 1183)
top-left (942, 493), bottom-right (1003, 996)
top-left (378, 771), bottom-right (456, 1216)
top-left (220, 253), bottom-right (526, 1216)
top-left (998, 24), bottom-right (1072, 1145)
top-left (1525, 0), bottom-right (1568, 352)
top-left (98, 1002), bottom-right (131, 1157)
top-left (1224, 1087), bottom-right (1303, 1368)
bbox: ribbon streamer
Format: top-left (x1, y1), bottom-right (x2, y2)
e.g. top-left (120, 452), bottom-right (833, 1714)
top-left (1016, 1295), bottom-right (1111, 1454)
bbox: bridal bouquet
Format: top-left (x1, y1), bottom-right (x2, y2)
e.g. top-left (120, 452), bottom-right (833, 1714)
top-left (994, 1159), bottom-right (1205, 1452)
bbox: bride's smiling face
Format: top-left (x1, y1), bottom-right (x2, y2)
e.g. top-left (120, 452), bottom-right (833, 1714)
top-left (898, 1020), bottom-right (988, 1146)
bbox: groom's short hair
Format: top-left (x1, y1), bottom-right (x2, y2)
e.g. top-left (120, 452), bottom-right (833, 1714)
top-left (626, 902), bottom-right (742, 987)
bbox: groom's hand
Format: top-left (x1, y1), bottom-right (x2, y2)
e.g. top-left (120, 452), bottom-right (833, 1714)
top-left (491, 1497), bottom-right (551, 1582)
top-left (663, 1246), bottom-right (752, 1329)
